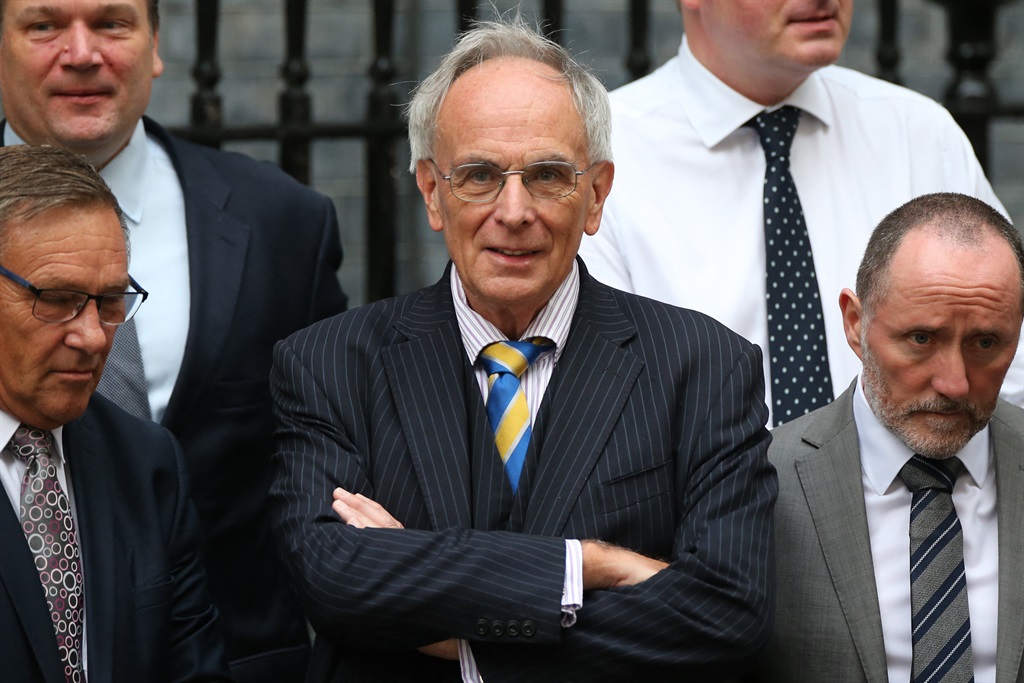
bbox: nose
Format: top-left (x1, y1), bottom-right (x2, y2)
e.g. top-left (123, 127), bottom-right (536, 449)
top-left (930, 347), bottom-right (971, 400)
top-left (64, 300), bottom-right (111, 355)
top-left (493, 173), bottom-right (535, 229)
top-left (59, 22), bottom-right (103, 69)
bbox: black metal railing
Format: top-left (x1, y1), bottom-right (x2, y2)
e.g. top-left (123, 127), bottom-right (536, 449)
top-left (170, 0), bottom-right (1023, 303)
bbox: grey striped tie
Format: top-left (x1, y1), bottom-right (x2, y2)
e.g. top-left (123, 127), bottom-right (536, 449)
top-left (898, 455), bottom-right (973, 683)
top-left (96, 318), bottom-right (152, 420)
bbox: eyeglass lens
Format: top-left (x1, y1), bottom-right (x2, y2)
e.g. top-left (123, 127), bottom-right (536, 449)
top-left (34, 290), bottom-right (145, 325)
top-left (449, 161), bottom-right (579, 201)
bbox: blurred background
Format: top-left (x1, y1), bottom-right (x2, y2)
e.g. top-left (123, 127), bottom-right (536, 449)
top-left (11, 0), bottom-right (1023, 307)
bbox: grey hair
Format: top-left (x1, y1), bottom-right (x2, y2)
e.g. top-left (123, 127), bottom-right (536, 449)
top-left (406, 15), bottom-right (612, 172)
top-left (856, 192), bottom-right (1024, 316)
top-left (0, 146), bottom-right (130, 260)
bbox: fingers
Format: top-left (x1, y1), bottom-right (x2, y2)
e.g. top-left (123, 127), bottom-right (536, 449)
top-left (331, 487), bottom-right (405, 529)
top-left (581, 540), bottom-right (669, 589)
top-left (416, 638), bottom-right (461, 660)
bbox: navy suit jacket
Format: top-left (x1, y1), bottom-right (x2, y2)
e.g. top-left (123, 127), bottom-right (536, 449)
top-left (143, 119), bottom-right (346, 680)
top-left (0, 395), bottom-right (231, 682)
top-left (270, 263), bottom-right (777, 682)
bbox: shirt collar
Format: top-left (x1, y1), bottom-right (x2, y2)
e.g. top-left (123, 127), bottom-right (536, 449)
top-left (96, 119), bottom-right (150, 225)
top-left (853, 376), bottom-right (991, 496)
top-left (3, 119), bottom-right (149, 226)
top-left (1, 408), bottom-right (67, 464)
top-left (452, 260), bottom-right (579, 364)
top-left (676, 35), bottom-right (835, 148)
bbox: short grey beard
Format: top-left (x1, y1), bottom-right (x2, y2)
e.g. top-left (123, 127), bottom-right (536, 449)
top-left (861, 342), bottom-right (993, 459)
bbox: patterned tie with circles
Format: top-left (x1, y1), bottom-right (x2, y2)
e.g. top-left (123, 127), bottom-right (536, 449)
top-left (478, 338), bottom-right (554, 494)
top-left (11, 425), bottom-right (86, 683)
top-left (748, 106), bottom-right (833, 426)
top-left (898, 455), bottom-right (974, 683)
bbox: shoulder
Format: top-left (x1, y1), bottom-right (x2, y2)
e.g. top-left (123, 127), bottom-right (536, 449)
top-left (817, 65), bottom-right (956, 118)
top-left (280, 280), bottom-right (451, 358)
top-left (145, 117), bottom-right (332, 207)
top-left (609, 57), bottom-right (683, 120)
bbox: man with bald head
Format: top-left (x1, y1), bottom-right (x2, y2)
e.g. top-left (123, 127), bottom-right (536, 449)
top-left (579, 0), bottom-right (1020, 426)
top-left (757, 193), bottom-right (1024, 682)
top-left (271, 16), bottom-right (776, 683)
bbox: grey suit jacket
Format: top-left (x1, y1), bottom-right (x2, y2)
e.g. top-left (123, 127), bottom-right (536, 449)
top-left (751, 381), bottom-right (1024, 683)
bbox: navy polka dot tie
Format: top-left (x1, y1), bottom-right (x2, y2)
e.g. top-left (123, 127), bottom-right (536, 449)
top-left (749, 106), bottom-right (833, 426)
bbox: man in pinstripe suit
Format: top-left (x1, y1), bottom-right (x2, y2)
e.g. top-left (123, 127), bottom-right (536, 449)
top-left (270, 17), bottom-right (777, 683)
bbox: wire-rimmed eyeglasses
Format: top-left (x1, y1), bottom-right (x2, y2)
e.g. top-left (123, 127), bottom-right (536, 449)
top-left (431, 159), bottom-right (597, 203)
top-left (0, 264), bottom-right (149, 326)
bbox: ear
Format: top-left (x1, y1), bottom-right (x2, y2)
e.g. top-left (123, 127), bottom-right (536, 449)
top-left (415, 160), bottom-right (445, 233)
top-left (583, 160), bottom-right (614, 237)
top-left (838, 288), bottom-right (864, 360)
top-left (151, 30), bottom-right (165, 79)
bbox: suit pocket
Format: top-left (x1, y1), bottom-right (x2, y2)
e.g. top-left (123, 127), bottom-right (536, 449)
top-left (598, 460), bottom-right (672, 513)
top-left (133, 575), bottom-right (174, 610)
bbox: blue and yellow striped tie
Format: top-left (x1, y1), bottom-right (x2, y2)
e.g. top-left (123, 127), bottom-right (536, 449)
top-left (478, 338), bottom-right (554, 494)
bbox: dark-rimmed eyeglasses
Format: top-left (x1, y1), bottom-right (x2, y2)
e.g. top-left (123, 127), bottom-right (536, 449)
top-left (0, 264), bottom-right (148, 326)
top-left (431, 159), bottom-right (597, 203)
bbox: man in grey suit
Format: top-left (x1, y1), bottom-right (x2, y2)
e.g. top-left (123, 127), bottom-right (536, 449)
top-left (754, 192), bottom-right (1024, 682)
top-left (271, 16), bottom-right (777, 683)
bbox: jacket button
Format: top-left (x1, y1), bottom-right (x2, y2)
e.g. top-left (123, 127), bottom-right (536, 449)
top-left (521, 620), bottom-right (536, 637)
top-left (489, 620), bottom-right (505, 637)
top-left (506, 620), bottom-right (520, 636)
top-left (475, 619), bottom-right (489, 636)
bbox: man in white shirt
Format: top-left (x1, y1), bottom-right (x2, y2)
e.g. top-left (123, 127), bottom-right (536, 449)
top-left (577, 0), bottom-right (1022, 425)
top-left (0, 1), bottom-right (347, 678)
top-left (755, 192), bottom-right (1024, 682)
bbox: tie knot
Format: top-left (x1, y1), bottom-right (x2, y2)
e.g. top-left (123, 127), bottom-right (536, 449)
top-left (898, 454), bottom-right (965, 494)
top-left (748, 105), bottom-right (801, 157)
top-left (479, 338), bottom-right (554, 379)
top-left (8, 425), bottom-right (54, 464)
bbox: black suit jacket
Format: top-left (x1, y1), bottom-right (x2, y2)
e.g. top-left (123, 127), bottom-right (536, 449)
top-left (0, 395), bottom-right (231, 682)
top-left (270, 263), bottom-right (777, 682)
top-left (144, 119), bottom-right (346, 680)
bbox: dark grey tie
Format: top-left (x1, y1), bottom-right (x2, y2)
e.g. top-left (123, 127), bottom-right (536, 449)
top-left (898, 455), bottom-right (974, 683)
top-left (96, 318), bottom-right (151, 420)
top-left (748, 106), bottom-right (833, 426)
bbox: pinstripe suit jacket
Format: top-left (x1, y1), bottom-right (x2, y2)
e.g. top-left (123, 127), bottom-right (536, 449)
top-left (752, 382), bottom-right (1024, 683)
top-left (270, 262), bottom-right (777, 683)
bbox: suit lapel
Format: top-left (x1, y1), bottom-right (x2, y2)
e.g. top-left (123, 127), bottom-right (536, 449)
top-left (144, 119), bottom-right (251, 431)
top-left (993, 402), bottom-right (1024, 683)
top-left (795, 387), bottom-right (889, 683)
top-left (523, 272), bottom-right (643, 536)
top-left (63, 416), bottom-right (117, 682)
top-left (0, 480), bottom-right (65, 682)
top-left (382, 278), bottom-right (473, 530)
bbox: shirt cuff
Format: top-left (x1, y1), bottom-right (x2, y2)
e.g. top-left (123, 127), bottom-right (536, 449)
top-left (458, 638), bottom-right (482, 683)
top-left (562, 538), bottom-right (583, 627)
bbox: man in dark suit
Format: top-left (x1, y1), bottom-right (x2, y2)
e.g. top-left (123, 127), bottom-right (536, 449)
top-left (0, 1), bottom-right (346, 678)
top-left (271, 17), bottom-right (777, 683)
top-left (753, 193), bottom-right (1024, 682)
top-left (0, 144), bottom-right (230, 681)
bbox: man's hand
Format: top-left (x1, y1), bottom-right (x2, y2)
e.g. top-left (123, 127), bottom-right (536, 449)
top-left (332, 488), bottom-right (404, 529)
top-left (581, 540), bottom-right (668, 590)
top-left (417, 638), bottom-right (461, 660)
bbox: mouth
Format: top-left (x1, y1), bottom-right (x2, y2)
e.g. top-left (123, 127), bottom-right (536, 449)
top-left (488, 247), bottom-right (540, 258)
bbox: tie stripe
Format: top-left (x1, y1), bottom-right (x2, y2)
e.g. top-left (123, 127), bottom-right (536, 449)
top-left (899, 455), bottom-right (974, 683)
top-left (478, 338), bottom-right (554, 494)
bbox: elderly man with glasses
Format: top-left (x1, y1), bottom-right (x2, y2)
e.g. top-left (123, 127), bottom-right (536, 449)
top-left (0, 144), bottom-right (231, 682)
top-left (270, 16), bottom-right (777, 683)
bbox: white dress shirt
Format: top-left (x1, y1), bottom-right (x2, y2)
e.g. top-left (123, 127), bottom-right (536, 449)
top-left (4, 122), bottom-right (191, 423)
top-left (854, 380), bottom-right (997, 683)
top-left (578, 36), bottom-right (1023, 424)
top-left (451, 263), bottom-right (585, 683)
top-left (0, 410), bottom-right (88, 676)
